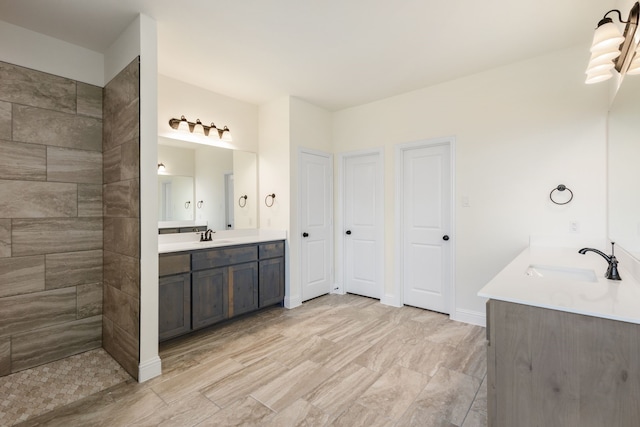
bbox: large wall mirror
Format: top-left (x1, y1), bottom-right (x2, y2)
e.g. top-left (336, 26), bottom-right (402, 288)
top-left (608, 76), bottom-right (640, 259)
top-left (158, 136), bottom-right (258, 230)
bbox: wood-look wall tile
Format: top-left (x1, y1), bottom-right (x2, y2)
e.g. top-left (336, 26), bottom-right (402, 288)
top-left (103, 284), bottom-right (139, 338)
top-left (0, 101), bottom-right (10, 140)
top-left (103, 59), bottom-right (139, 152)
top-left (103, 316), bottom-right (139, 380)
top-left (47, 147), bottom-right (102, 184)
top-left (104, 250), bottom-right (139, 298)
top-left (103, 146), bottom-right (121, 184)
top-left (0, 255), bottom-right (45, 298)
top-left (0, 180), bottom-right (77, 217)
top-left (121, 138), bottom-right (140, 180)
top-left (78, 184), bottom-right (103, 217)
top-left (0, 62), bottom-right (76, 113)
top-left (0, 336), bottom-right (9, 376)
top-left (77, 83), bottom-right (102, 119)
top-left (104, 179), bottom-right (139, 218)
top-left (13, 105), bottom-right (102, 151)
top-left (11, 315), bottom-right (102, 372)
top-left (45, 250), bottom-right (103, 290)
top-left (0, 140), bottom-right (46, 181)
top-left (12, 218), bottom-right (103, 256)
top-left (0, 287), bottom-right (76, 337)
top-left (103, 217), bottom-right (139, 258)
top-left (0, 219), bottom-right (10, 258)
top-left (77, 283), bottom-right (103, 318)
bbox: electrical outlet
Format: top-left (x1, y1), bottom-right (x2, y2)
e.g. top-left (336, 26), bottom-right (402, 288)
top-left (570, 221), bottom-right (580, 233)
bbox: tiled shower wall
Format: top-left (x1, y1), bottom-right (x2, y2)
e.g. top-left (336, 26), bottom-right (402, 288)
top-left (102, 58), bottom-right (141, 380)
top-left (0, 62), bottom-right (104, 376)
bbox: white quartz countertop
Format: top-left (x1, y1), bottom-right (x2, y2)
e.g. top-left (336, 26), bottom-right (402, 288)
top-left (478, 246), bottom-right (640, 324)
top-left (158, 229), bottom-right (287, 254)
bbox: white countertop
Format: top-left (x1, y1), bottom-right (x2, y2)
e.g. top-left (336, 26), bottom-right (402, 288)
top-left (478, 246), bottom-right (640, 324)
top-left (158, 229), bottom-right (287, 254)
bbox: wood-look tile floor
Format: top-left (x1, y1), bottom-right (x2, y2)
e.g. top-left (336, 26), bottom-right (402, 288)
top-left (18, 294), bottom-right (488, 426)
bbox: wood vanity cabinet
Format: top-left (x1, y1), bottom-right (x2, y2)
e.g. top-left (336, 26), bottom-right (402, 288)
top-left (158, 254), bottom-right (190, 341)
top-left (158, 240), bottom-right (284, 342)
top-left (486, 299), bottom-right (640, 427)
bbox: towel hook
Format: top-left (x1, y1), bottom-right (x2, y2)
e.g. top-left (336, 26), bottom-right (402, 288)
top-left (550, 184), bottom-right (573, 205)
top-left (265, 193), bottom-right (276, 207)
top-left (238, 195), bottom-right (247, 208)
top-left (197, 200), bottom-right (204, 209)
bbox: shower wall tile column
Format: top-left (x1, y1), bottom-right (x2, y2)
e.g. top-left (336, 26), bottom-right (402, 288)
top-left (0, 61), bottom-right (103, 376)
top-left (102, 58), bottom-right (141, 380)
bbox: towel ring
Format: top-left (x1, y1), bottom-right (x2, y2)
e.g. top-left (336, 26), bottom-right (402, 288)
top-left (184, 201), bottom-right (191, 209)
top-left (238, 195), bottom-right (247, 208)
top-left (550, 184), bottom-right (573, 205)
top-left (197, 200), bottom-right (203, 209)
top-left (265, 193), bottom-right (276, 207)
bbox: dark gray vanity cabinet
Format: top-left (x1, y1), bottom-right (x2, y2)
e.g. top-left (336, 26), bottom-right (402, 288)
top-left (158, 254), bottom-right (191, 341)
top-left (258, 241), bottom-right (285, 307)
top-left (159, 240), bottom-right (284, 342)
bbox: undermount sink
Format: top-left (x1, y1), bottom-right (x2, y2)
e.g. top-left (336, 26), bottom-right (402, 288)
top-left (197, 239), bottom-right (234, 245)
top-left (525, 264), bottom-right (598, 282)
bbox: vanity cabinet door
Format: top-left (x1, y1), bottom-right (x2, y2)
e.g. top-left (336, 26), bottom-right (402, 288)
top-left (192, 267), bottom-right (229, 329)
top-left (259, 257), bottom-right (285, 307)
top-left (229, 262), bottom-right (259, 317)
top-left (159, 273), bottom-right (191, 341)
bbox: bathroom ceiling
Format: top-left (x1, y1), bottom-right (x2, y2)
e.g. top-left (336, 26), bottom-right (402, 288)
top-left (0, 0), bottom-right (615, 111)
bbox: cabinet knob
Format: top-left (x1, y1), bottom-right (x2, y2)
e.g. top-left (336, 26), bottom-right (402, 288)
top-left (443, 235), bottom-right (450, 241)
top-left (302, 232), bottom-right (309, 238)
top-left (346, 230), bottom-right (352, 235)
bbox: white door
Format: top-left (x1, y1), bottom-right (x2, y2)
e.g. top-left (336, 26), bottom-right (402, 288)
top-left (224, 173), bottom-right (234, 229)
top-left (300, 150), bottom-right (333, 302)
top-left (400, 141), bottom-right (452, 313)
top-left (344, 152), bottom-right (383, 299)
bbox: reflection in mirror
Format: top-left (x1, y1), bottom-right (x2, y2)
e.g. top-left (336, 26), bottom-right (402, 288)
top-left (608, 76), bottom-right (640, 259)
top-left (158, 175), bottom-right (194, 221)
top-left (158, 137), bottom-right (258, 230)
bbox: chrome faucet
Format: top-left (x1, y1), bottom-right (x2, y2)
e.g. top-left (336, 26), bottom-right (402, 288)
top-left (578, 242), bottom-right (621, 281)
top-left (200, 229), bottom-right (215, 242)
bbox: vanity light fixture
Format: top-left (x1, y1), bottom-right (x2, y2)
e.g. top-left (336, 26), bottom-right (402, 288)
top-left (157, 162), bottom-right (166, 173)
top-left (168, 115), bottom-right (233, 141)
top-left (585, 2), bottom-right (640, 83)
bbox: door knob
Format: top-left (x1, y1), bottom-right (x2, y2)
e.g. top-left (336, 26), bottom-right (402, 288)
top-left (346, 230), bottom-right (352, 235)
top-left (443, 235), bottom-right (450, 241)
top-left (302, 232), bottom-right (309, 238)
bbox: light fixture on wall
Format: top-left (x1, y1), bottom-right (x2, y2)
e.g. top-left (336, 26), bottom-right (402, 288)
top-left (157, 163), bottom-right (166, 173)
top-left (585, 2), bottom-right (640, 83)
top-left (168, 115), bottom-right (233, 141)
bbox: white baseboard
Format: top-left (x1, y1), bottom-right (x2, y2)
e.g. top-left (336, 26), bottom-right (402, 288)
top-left (284, 295), bottom-right (302, 309)
top-left (381, 294), bottom-right (402, 308)
top-left (451, 308), bottom-right (486, 327)
top-left (138, 356), bottom-right (162, 383)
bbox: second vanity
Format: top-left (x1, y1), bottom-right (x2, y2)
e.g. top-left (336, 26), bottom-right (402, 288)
top-left (478, 245), bottom-right (640, 427)
top-left (158, 230), bottom-right (287, 341)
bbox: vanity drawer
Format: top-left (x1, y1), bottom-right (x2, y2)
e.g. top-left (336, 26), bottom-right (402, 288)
top-left (259, 241), bottom-right (284, 259)
top-left (192, 245), bottom-right (258, 271)
top-left (159, 253), bottom-right (191, 276)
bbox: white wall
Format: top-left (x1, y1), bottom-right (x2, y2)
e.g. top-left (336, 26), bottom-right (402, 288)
top-left (0, 20), bottom-right (104, 85)
top-left (332, 45), bottom-right (609, 324)
top-left (158, 74), bottom-right (259, 153)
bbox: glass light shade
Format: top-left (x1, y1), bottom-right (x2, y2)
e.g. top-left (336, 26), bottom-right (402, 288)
top-left (586, 56), bottom-right (616, 74)
top-left (585, 68), bottom-right (613, 84)
top-left (157, 163), bottom-right (166, 173)
top-left (589, 48), bottom-right (621, 63)
top-left (221, 126), bottom-right (233, 142)
top-left (193, 119), bottom-right (206, 135)
top-left (626, 58), bottom-right (640, 74)
top-left (177, 116), bottom-right (190, 132)
top-left (590, 21), bottom-right (625, 52)
top-left (208, 123), bottom-right (220, 140)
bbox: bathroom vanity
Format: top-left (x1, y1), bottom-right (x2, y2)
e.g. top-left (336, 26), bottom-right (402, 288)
top-left (158, 231), bottom-right (286, 341)
top-left (478, 246), bottom-right (640, 427)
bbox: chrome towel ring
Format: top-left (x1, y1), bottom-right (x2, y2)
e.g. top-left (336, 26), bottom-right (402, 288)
top-left (238, 195), bottom-right (247, 208)
top-left (550, 184), bottom-right (573, 205)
